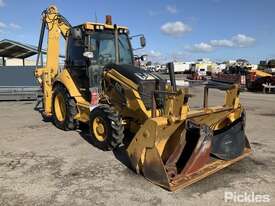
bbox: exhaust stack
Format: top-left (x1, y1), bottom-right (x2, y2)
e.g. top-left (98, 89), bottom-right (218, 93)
top-left (105, 15), bottom-right (112, 25)
top-left (167, 62), bottom-right (177, 92)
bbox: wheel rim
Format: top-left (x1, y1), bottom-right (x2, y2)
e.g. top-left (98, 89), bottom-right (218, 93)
top-left (92, 117), bottom-right (107, 142)
top-left (54, 94), bottom-right (66, 122)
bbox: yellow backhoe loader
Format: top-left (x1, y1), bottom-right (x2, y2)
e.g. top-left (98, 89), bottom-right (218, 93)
top-left (35, 5), bottom-right (251, 191)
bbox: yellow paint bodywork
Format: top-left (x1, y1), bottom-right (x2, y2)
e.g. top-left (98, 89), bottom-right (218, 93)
top-left (35, 5), bottom-right (250, 191)
top-left (54, 69), bottom-right (81, 97)
top-left (250, 69), bottom-right (272, 77)
top-left (125, 84), bottom-right (249, 191)
top-left (35, 5), bottom-right (129, 121)
top-left (35, 5), bottom-right (70, 116)
top-left (83, 22), bottom-right (128, 31)
top-left (53, 69), bottom-right (90, 123)
top-left (104, 69), bottom-right (151, 123)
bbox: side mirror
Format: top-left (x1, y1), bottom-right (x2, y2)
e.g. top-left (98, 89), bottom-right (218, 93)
top-left (140, 36), bottom-right (146, 48)
top-left (71, 28), bottom-right (82, 40)
top-left (130, 34), bottom-right (146, 50)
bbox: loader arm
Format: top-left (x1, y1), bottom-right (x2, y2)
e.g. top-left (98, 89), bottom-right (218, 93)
top-left (126, 83), bottom-right (251, 191)
top-left (35, 5), bottom-right (71, 116)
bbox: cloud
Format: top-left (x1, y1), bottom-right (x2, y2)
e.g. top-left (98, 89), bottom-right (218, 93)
top-left (170, 51), bottom-right (191, 61)
top-left (0, 21), bottom-right (7, 28)
top-left (161, 21), bottom-right (192, 37)
top-left (166, 5), bottom-right (177, 14)
top-left (9, 23), bottom-right (21, 29)
top-left (136, 49), bottom-right (191, 63)
top-left (210, 34), bottom-right (255, 48)
top-left (0, 21), bottom-right (21, 34)
top-left (0, 0), bottom-right (4, 7)
top-left (148, 5), bottom-right (178, 16)
top-left (187, 42), bottom-right (214, 53)
top-left (148, 10), bottom-right (160, 16)
top-left (0, 21), bottom-right (21, 37)
top-left (210, 39), bottom-right (234, 47)
top-left (138, 50), bottom-right (167, 63)
top-left (147, 50), bottom-right (167, 63)
top-left (188, 34), bottom-right (256, 53)
top-left (231, 34), bottom-right (256, 47)
top-left (149, 50), bottom-right (162, 57)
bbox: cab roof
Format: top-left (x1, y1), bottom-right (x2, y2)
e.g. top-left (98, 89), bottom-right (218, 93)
top-left (79, 22), bottom-right (128, 31)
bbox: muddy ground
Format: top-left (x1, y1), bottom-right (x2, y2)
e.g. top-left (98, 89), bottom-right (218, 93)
top-left (0, 87), bottom-right (275, 206)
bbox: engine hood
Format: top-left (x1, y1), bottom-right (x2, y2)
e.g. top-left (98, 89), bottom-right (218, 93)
top-left (104, 64), bottom-right (165, 85)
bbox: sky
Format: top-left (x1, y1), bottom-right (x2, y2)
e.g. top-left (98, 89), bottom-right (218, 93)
top-left (0, 0), bottom-right (275, 63)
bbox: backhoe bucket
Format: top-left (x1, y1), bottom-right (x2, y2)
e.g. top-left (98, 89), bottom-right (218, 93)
top-left (126, 113), bottom-right (251, 191)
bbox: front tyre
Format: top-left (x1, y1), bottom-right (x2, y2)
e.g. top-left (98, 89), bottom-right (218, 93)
top-left (89, 105), bottom-right (124, 151)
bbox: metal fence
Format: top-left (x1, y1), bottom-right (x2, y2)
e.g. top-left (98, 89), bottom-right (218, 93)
top-left (0, 66), bottom-right (41, 100)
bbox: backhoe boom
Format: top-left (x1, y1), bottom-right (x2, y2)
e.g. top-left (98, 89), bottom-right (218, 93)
top-left (35, 5), bottom-right (71, 116)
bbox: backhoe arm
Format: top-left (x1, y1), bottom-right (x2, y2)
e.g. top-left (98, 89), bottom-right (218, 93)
top-left (35, 5), bottom-right (71, 116)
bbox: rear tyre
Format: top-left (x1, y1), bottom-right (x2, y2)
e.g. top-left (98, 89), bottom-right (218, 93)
top-left (89, 105), bottom-right (124, 151)
top-left (52, 85), bottom-right (77, 131)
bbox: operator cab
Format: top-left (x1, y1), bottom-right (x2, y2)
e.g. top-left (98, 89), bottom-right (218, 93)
top-left (65, 17), bottom-right (146, 101)
top-left (66, 22), bottom-right (134, 68)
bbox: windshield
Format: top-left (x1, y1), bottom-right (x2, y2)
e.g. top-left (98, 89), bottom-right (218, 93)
top-left (89, 31), bottom-right (133, 65)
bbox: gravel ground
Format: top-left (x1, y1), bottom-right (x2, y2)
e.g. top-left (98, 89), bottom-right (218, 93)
top-left (0, 87), bottom-right (275, 206)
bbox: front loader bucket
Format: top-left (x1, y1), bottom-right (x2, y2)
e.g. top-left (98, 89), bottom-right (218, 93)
top-left (126, 114), bottom-right (251, 191)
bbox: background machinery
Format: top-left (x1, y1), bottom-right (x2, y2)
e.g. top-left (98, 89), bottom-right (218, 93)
top-left (35, 5), bottom-right (251, 191)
